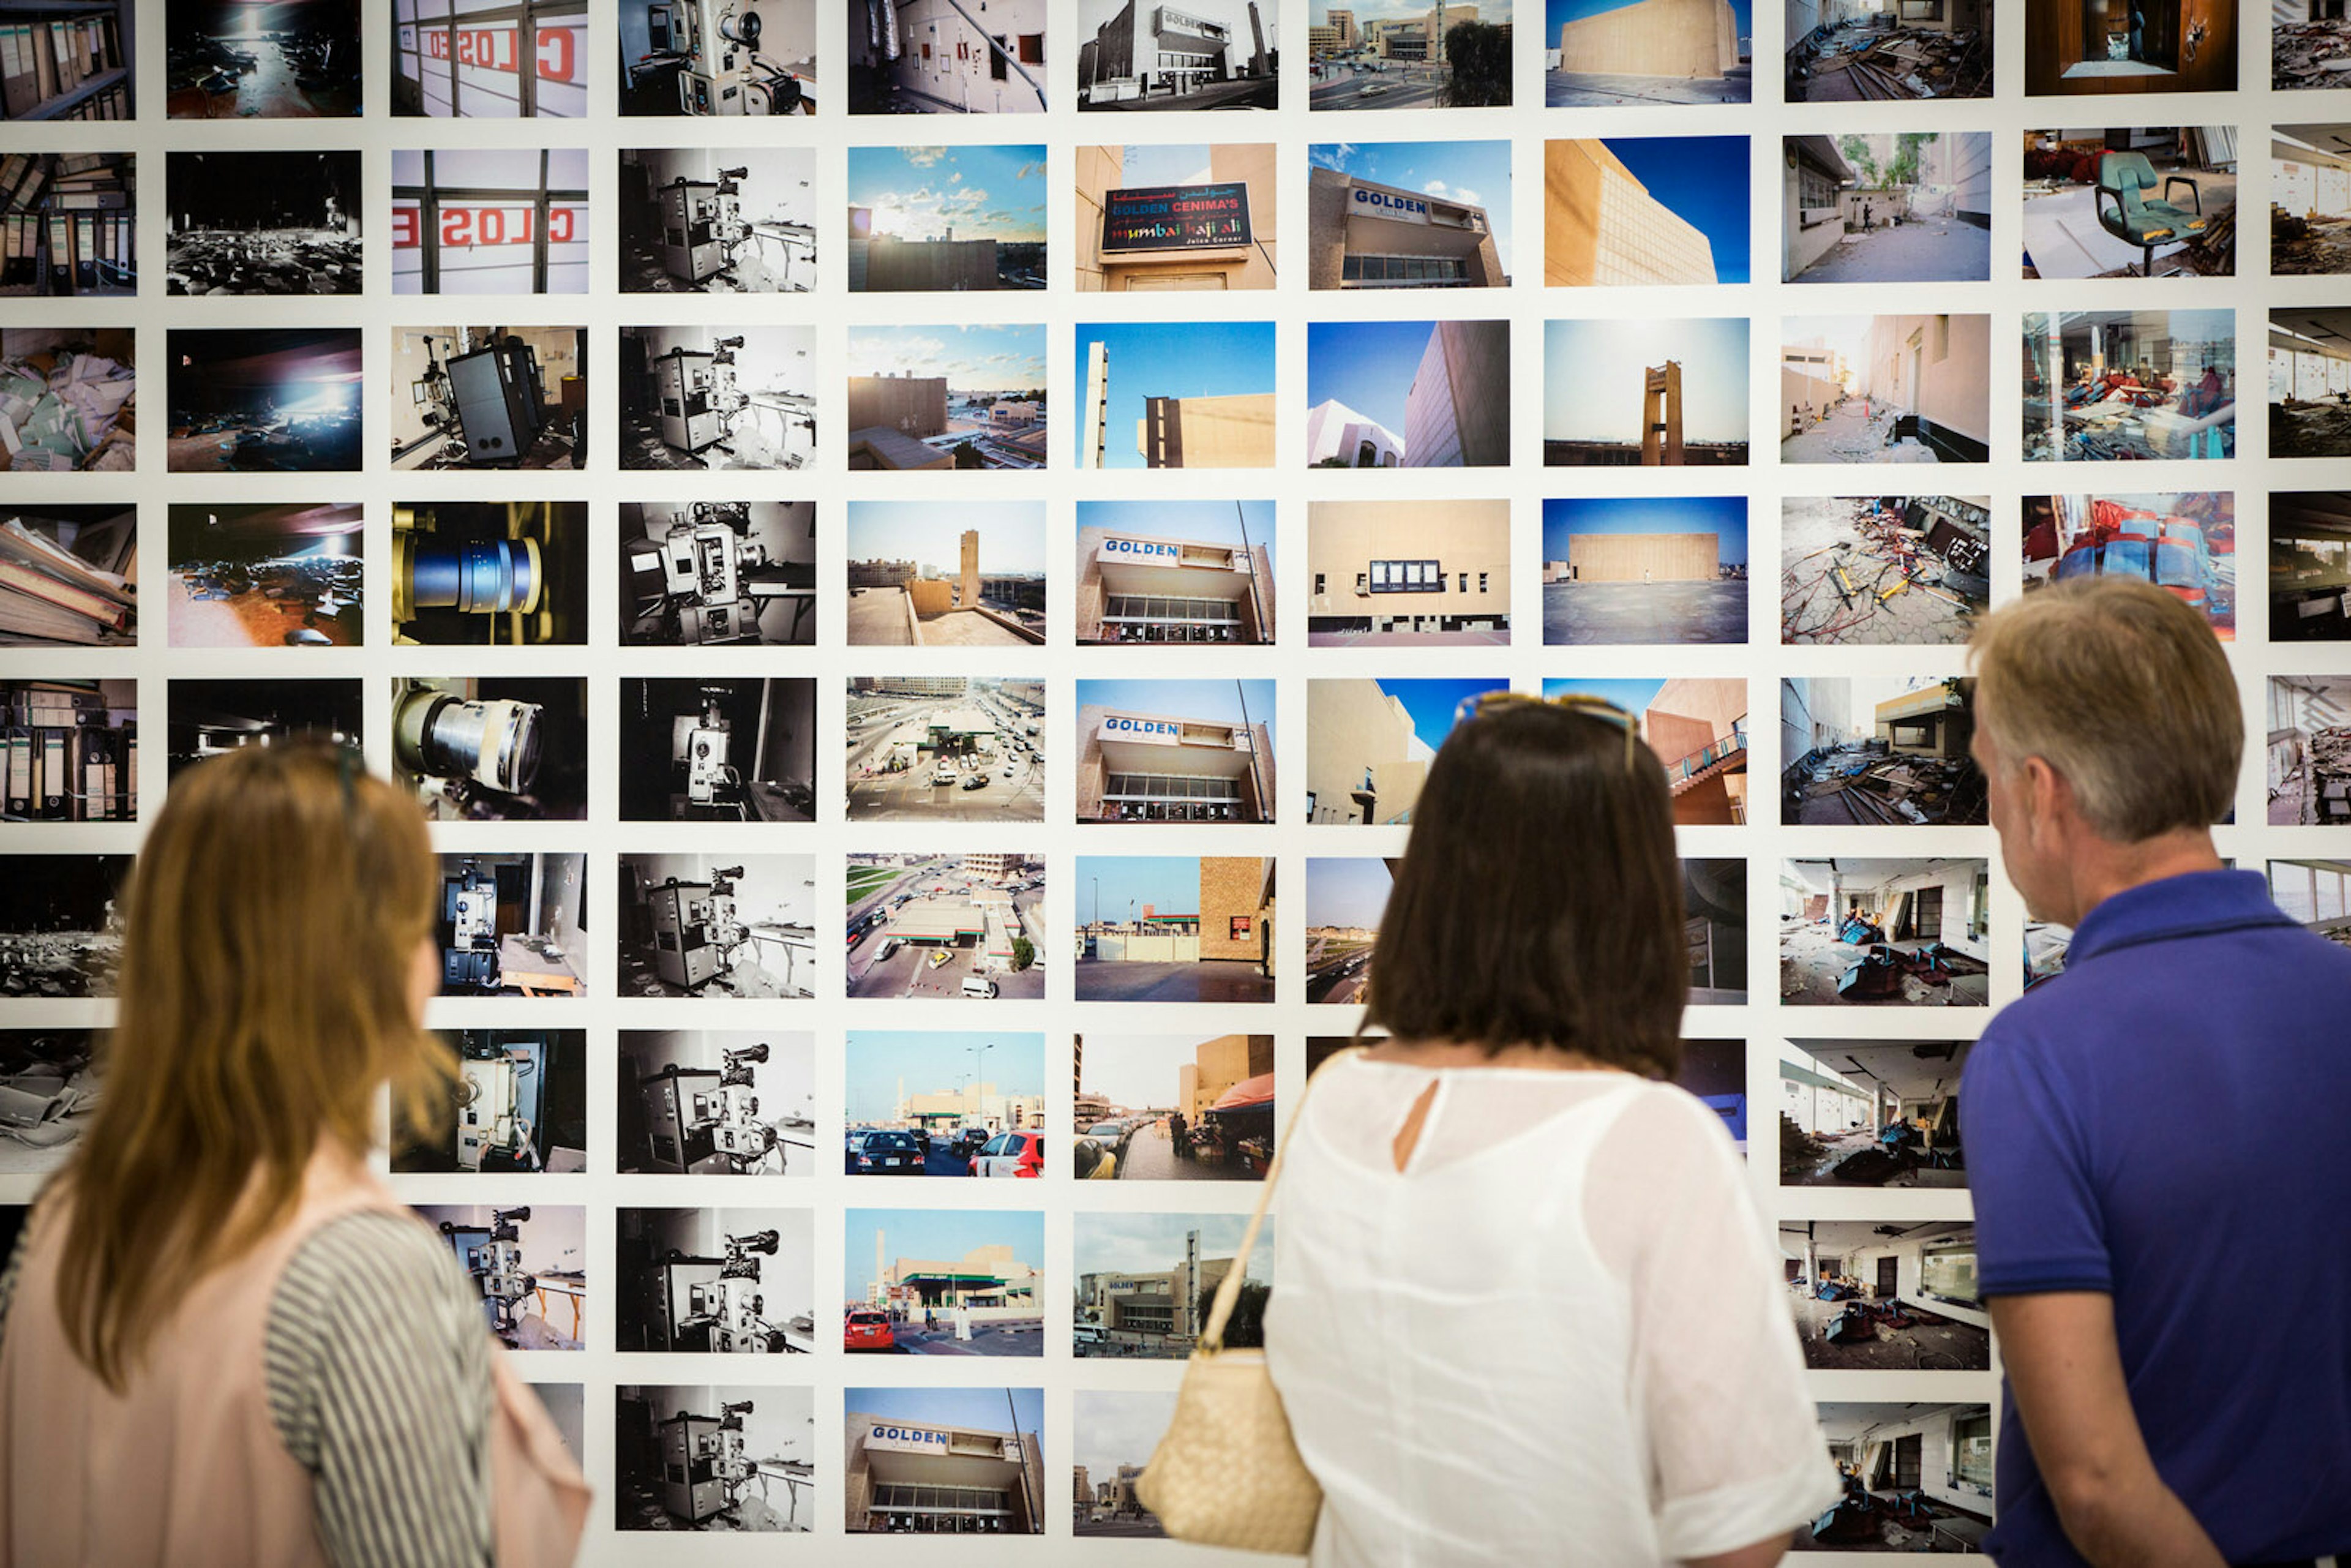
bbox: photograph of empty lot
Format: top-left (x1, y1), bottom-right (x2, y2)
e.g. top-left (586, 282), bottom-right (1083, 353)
top-left (1542, 496), bottom-right (1747, 645)
top-left (1074, 857), bottom-right (1275, 1003)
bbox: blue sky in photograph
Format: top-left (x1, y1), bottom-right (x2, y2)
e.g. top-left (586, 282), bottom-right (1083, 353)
top-left (1542, 495), bottom-right (1749, 565)
top-left (843, 145), bottom-right (1048, 242)
top-left (1305, 319), bottom-right (1444, 435)
top-left (847, 500), bottom-right (1044, 573)
top-left (1543, 317), bottom-right (1749, 443)
top-left (845, 1031), bottom-right (1046, 1123)
top-left (1307, 857), bottom-right (1393, 929)
top-left (1601, 138), bottom-right (1749, 284)
top-left (1547, 0), bottom-right (1749, 36)
top-left (1308, 141), bottom-right (1514, 278)
top-left (848, 1387), bottom-right (1045, 1435)
top-left (847, 1209), bottom-right (1045, 1297)
top-left (1075, 678), bottom-right (1275, 726)
top-left (1374, 678), bottom-right (1509, 754)
top-left (1077, 499), bottom-right (1277, 568)
top-left (1075, 322), bottom-right (1277, 471)
top-left (1539, 677), bottom-right (1669, 718)
top-left (1078, 856), bottom-right (1205, 923)
top-left (849, 324), bottom-right (1046, 395)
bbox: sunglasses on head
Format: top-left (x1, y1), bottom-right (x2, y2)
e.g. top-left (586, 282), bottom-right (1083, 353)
top-left (1451, 689), bottom-right (1641, 773)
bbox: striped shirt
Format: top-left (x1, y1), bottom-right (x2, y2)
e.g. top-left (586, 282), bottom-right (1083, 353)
top-left (0, 1210), bottom-right (495, 1568)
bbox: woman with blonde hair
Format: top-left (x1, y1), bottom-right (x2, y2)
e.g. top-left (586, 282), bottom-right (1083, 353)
top-left (1265, 694), bottom-right (1839, 1568)
top-left (0, 741), bottom-right (589, 1567)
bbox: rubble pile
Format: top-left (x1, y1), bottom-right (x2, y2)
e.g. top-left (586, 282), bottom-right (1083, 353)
top-left (1790, 21), bottom-right (1988, 99)
top-left (2275, 21), bottom-right (2351, 89)
top-left (2273, 397), bottom-right (2351, 458)
top-left (2272, 206), bottom-right (2351, 274)
top-left (1798, 746), bottom-right (1985, 825)
top-left (1782, 496), bottom-right (1987, 642)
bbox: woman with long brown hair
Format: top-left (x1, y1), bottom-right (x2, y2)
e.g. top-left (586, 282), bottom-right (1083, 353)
top-left (0, 741), bottom-right (588, 1566)
top-left (1264, 694), bottom-right (1839, 1568)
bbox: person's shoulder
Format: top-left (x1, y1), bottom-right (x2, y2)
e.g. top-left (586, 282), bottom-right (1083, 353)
top-left (280, 1208), bottom-right (473, 1314)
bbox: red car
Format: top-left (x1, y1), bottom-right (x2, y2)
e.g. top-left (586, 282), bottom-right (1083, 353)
top-left (845, 1309), bottom-right (895, 1352)
top-left (970, 1130), bottom-right (1044, 1178)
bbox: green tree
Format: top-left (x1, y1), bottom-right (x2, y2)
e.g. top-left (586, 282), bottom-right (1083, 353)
top-left (1011, 935), bottom-right (1035, 970)
top-left (1314, 455), bottom-right (1352, 467)
top-left (1888, 132), bottom-right (1932, 189)
top-left (1439, 21), bottom-right (1510, 107)
top-left (953, 441), bottom-right (985, 468)
top-left (1838, 135), bottom-right (1880, 186)
top-left (1218, 1281), bottom-right (1273, 1348)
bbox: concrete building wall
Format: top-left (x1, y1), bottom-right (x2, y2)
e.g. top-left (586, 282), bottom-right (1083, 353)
top-left (1559, 0), bottom-right (1736, 77)
top-left (847, 375), bottom-right (948, 438)
top-left (1545, 140), bottom-right (1717, 287)
top-left (1782, 365), bottom-right (1842, 421)
top-left (864, 236), bottom-right (998, 291)
top-left (907, 579), bottom-right (953, 616)
top-left (1198, 857), bottom-right (1273, 966)
top-left (1780, 677), bottom-right (1852, 764)
top-left (1072, 527), bottom-right (1273, 642)
top-left (1862, 313), bottom-right (1990, 457)
top-left (1783, 146), bottom-right (1853, 279)
top-left (1564, 531), bottom-right (1717, 582)
top-left (1303, 400), bottom-right (1402, 467)
top-left (1307, 680), bottom-right (1425, 825)
top-left (1142, 393), bottom-right (1277, 467)
top-left (1183, 1033), bottom-right (1273, 1119)
top-left (1404, 320), bottom-right (1508, 468)
top-left (1307, 500), bottom-right (1509, 620)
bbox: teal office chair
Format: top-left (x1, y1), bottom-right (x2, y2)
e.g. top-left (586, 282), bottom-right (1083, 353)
top-left (2094, 151), bottom-right (2205, 277)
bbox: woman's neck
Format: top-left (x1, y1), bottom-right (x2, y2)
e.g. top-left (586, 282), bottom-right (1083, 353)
top-left (1360, 1037), bottom-right (1629, 1074)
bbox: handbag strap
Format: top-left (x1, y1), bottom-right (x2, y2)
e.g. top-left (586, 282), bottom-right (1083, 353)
top-left (1197, 1045), bottom-right (1365, 1353)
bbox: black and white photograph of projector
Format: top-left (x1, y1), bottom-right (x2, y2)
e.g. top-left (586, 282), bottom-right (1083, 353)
top-left (618, 0), bottom-right (818, 114)
top-left (617, 1207), bottom-right (817, 1354)
top-left (618, 853), bottom-right (817, 999)
top-left (619, 324), bottom-right (816, 470)
top-left (414, 1202), bottom-right (588, 1352)
top-left (620, 148), bottom-right (816, 291)
top-left (620, 500), bottom-right (817, 645)
top-left (614, 1385), bottom-right (816, 1532)
top-left (394, 1029), bottom-right (588, 1174)
top-left (621, 1030), bottom-right (816, 1175)
top-left (392, 500), bottom-right (588, 646)
top-left (389, 323), bottom-right (585, 469)
top-left (618, 678), bottom-right (816, 822)
top-left (391, 675), bottom-right (589, 821)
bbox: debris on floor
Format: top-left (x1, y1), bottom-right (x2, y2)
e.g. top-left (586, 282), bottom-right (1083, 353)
top-left (0, 345), bottom-right (135, 473)
top-left (1793, 740), bottom-right (1986, 826)
top-left (1782, 495), bottom-right (1987, 644)
top-left (1788, 20), bottom-right (1989, 100)
top-left (167, 231), bottom-right (361, 296)
top-left (2274, 21), bottom-right (2351, 89)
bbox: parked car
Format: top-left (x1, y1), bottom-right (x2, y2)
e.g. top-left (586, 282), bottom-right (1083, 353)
top-left (849, 1130), bottom-right (925, 1174)
top-left (961, 774), bottom-right (988, 790)
top-left (1084, 1120), bottom-right (1127, 1139)
top-left (954, 1125), bottom-right (993, 1156)
top-left (1073, 1321), bottom-right (1108, 1346)
top-left (927, 948), bottom-right (953, 970)
top-left (845, 1309), bottom-right (896, 1352)
top-left (1074, 1136), bottom-right (1117, 1180)
top-left (961, 975), bottom-right (999, 999)
top-left (971, 1129), bottom-right (1044, 1178)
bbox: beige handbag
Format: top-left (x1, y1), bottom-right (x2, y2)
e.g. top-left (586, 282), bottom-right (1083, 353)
top-left (1135, 1047), bottom-right (1359, 1556)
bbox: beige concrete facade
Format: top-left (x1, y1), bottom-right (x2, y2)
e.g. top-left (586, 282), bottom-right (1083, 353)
top-left (1306, 500), bottom-right (1509, 632)
top-left (847, 375), bottom-right (948, 439)
top-left (1139, 393), bottom-right (1276, 467)
top-left (1562, 531), bottom-right (1718, 582)
top-left (1861, 313), bottom-right (1991, 463)
top-left (1306, 679), bottom-right (1428, 825)
top-left (1783, 136), bottom-right (1856, 281)
top-left (1404, 321), bottom-right (1509, 467)
top-left (1076, 144), bottom-right (1278, 292)
top-left (1198, 857), bottom-right (1275, 970)
top-left (1545, 140), bottom-right (1719, 287)
top-left (1074, 525), bottom-right (1274, 643)
top-left (846, 1416), bottom-right (1046, 1534)
top-left (1558, 0), bottom-right (1739, 76)
top-left (1646, 677), bottom-right (1749, 823)
top-left (1179, 1033), bottom-right (1275, 1120)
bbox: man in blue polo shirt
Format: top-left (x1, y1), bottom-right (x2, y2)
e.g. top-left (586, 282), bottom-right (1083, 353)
top-left (1965, 577), bottom-right (2351, 1567)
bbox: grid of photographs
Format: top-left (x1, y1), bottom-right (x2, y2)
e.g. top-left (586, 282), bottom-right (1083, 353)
top-left (0, 0), bottom-right (2317, 1553)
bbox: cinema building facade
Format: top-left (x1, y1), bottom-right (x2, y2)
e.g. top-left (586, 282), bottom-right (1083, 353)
top-left (1075, 525), bottom-right (1275, 643)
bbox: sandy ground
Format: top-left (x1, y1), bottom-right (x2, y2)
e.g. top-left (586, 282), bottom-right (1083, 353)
top-left (1543, 580), bottom-right (1746, 645)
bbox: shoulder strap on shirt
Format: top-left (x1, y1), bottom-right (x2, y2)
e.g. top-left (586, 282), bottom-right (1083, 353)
top-left (1198, 1046), bottom-right (1363, 1353)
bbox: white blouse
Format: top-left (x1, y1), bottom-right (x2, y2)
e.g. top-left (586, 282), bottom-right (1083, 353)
top-left (1262, 1055), bottom-right (1842, 1567)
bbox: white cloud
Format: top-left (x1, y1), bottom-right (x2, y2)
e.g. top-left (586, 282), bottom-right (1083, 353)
top-left (1423, 179), bottom-right (1449, 195)
top-left (1014, 160), bottom-right (1046, 180)
top-left (1452, 187), bottom-right (1480, 206)
top-left (949, 171), bottom-right (963, 183)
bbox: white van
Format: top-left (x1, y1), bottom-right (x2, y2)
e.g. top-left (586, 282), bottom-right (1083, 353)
top-left (961, 975), bottom-right (999, 999)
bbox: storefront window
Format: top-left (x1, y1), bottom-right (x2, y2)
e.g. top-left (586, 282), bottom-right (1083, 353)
top-left (1919, 1243), bottom-right (1979, 1307)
